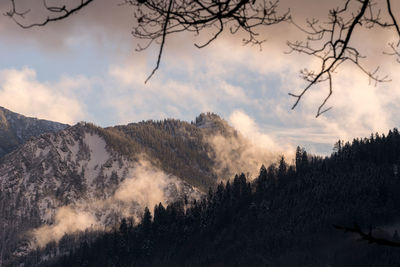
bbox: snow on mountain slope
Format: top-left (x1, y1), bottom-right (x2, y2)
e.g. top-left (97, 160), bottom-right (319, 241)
top-left (0, 112), bottom-right (279, 264)
top-left (0, 123), bottom-right (200, 260)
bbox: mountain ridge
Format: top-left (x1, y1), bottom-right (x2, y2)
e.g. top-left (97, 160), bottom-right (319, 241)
top-left (1, 110), bottom-right (264, 264)
top-left (0, 106), bottom-right (68, 158)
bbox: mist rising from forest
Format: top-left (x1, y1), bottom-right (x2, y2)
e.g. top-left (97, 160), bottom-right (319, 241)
top-left (208, 110), bottom-right (294, 181)
top-left (31, 160), bottom-right (201, 247)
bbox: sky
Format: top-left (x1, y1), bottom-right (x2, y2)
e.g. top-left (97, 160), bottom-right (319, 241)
top-left (1, 0), bottom-right (400, 156)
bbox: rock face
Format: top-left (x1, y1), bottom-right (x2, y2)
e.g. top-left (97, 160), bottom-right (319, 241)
top-left (0, 106), bottom-right (68, 158)
top-left (0, 112), bottom-right (240, 263)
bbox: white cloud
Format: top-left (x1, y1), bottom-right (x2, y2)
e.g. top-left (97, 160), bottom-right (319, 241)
top-left (103, 35), bottom-right (400, 156)
top-left (105, 59), bottom-right (254, 124)
top-left (3, 36), bottom-right (398, 156)
top-left (0, 67), bottom-right (86, 124)
top-left (229, 110), bottom-right (292, 154)
top-left (32, 206), bottom-right (96, 247)
top-left (207, 110), bottom-right (294, 181)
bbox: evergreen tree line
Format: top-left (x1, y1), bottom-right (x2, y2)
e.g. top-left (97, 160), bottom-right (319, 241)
top-left (19, 128), bottom-right (400, 266)
top-left (86, 116), bottom-right (222, 191)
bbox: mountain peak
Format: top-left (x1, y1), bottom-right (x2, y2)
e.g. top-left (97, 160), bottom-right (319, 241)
top-left (0, 106), bottom-right (69, 158)
top-left (194, 112), bottom-right (235, 137)
top-left (195, 112), bottom-right (223, 128)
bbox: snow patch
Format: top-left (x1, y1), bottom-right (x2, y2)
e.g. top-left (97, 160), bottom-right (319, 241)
top-left (83, 132), bottom-right (110, 186)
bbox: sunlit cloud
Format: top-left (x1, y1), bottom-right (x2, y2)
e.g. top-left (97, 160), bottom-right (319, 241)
top-left (0, 67), bottom-right (86, 124)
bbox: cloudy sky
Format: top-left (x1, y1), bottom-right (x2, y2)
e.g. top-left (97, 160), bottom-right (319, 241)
top-left (1, 0), bottom-right (400, 156)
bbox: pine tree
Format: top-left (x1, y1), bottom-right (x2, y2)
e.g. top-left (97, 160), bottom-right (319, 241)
top-left (141, 207), bottom-right (152, 237)
top-left (278, 156), bottom-right (287, 178)
top-left (295, 146), bottom-right (303, 172)
top-left (393, 230), bottom-right (400, 242)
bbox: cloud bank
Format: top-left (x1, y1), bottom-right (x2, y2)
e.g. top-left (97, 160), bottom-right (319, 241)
top-left (0, 68), bottom-right (86, 124)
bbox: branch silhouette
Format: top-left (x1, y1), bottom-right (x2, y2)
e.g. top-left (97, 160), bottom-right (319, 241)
top-left (6, 0), bottom-right (400, 116)
top-left (5, 0), bottom-right (94, 28)
top-left (287, 0), bottom-right (396, 117)
top-left (334, 224), bottom-right (400, 247)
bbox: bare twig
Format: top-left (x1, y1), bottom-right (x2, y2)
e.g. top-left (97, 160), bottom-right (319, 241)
top-left (6, 0), bottom-right (94, 28)
top-left (287, 0), bottom-right (395, 116)
top-left (126, 0), bottom-right (289, 82)
top-left (6, 0), bottom-right (400, 114)
top-left (334, 224), bottom-right (400, 247)
top-left (144, 0), bottom-right (173, 84)
top-left (386, 0), bottom-right (400, 38)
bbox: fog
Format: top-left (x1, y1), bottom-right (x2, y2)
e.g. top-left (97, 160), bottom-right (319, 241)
top-left (208, 111), bottom-right (294, 181)
top-left (30, 159), bottom-right (201, 247)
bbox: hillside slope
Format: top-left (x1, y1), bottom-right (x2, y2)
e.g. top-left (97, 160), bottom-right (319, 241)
top-left (0, 112), bottom-right (270, 265)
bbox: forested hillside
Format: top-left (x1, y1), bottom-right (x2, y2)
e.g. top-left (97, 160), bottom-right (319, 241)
top-left (32, 128), bottom-right (400, 267)
top-left (2, 111), bottom-right (267, 266)
top-left (94, 113), bottom-right (229, 190)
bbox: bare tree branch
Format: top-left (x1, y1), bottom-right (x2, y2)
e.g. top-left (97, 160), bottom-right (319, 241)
top-left (5, 0), bottom-right (94, 28)
top-left (386, 0), bottom-right (400, 38)
top-left (334, 224), bottom-right (400, 247)
top-left (6, 0), bottom-right (400, 116)
top-left (289, 1), bottom-right (379, 115)
top-left (144, 0), bottom-right (173, 84)
top-left (287, 0), bottom-right (400, 116)
top-left (125, 0), bottom-right (289, 82)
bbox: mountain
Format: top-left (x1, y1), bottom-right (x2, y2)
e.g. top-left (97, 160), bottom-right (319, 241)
top-left (0, 106), bottom-right (68, 158)
top-left (0, 111), bottom-right (263, 265)
top-left (48, 129), bottom-right (400, 267)
top-left (4, 109), bottom-right (400, 266)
